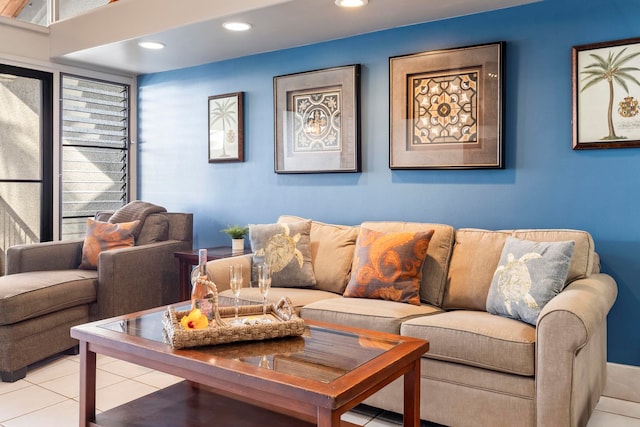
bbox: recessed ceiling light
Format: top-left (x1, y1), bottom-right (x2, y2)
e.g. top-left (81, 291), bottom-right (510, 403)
top-left (222, 21), bottom-right (252, 32)
top-left (335, 0), bottom-right (368, 7)
top-left (138, 41), bottom-right (165, 50)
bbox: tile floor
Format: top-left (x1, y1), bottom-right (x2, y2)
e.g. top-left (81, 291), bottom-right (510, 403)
top-left (0, 353), bottom-right (639, 426)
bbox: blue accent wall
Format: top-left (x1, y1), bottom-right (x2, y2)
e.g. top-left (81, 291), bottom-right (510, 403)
top-left (138, 0), bottom-right (640, 366)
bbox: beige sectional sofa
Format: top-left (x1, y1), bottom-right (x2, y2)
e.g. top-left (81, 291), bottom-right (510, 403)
top-left (208, 215), bottom-right (617, 427)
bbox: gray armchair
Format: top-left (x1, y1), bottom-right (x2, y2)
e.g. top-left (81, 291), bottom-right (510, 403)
top-left (0, 211), bottom-right (193, 381)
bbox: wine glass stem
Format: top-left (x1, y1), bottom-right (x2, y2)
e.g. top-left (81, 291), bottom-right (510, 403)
top-left (263, 296), bottom-right (267, 319)
top-left (234, 296), bottom-right (239, 321)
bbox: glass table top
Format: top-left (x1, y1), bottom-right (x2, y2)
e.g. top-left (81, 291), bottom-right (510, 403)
top-left (99, 305), bottom-right (400, 383)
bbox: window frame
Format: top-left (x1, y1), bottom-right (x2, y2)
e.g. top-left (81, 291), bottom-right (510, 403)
top-left (59, 72), bottom-right (132, 239)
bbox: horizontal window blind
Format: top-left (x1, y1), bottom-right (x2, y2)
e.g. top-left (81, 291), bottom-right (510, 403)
top-left (61, 74), bottom-right (129, 240)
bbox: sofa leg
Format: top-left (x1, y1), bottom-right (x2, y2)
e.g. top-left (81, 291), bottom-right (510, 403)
top-left (0, 367), bottom-right (27, 383)
top-left (64, 345), bottom-right (80, 356)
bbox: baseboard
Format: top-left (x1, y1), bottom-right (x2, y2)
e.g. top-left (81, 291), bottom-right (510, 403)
top-left (603, 362), bottom-right (640, 403)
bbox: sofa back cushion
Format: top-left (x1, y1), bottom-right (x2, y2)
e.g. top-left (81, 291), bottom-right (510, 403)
top-left (360, 221), bottom-right (454, 307)
top-left (278, 215), bottom-right (359, 294)
top-left (511, 229), bottom-right (594, 282)
top-left (444, 229), bottom-right (511, 311)
top-left (444, 228), bottom-right (595, 311)
top-left (137, 213), bottom-right (170, 245)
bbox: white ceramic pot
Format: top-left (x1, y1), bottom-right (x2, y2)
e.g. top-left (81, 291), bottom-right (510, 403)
top-left (231, 238), bottom-right (244, 253)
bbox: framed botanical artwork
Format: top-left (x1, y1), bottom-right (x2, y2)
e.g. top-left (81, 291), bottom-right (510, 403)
top-left (208, 92), bottom-right (244, 162)
top-left (573, 37), bottom-right (640, 150)
top-left (389, 42), bottom-right (504, 169)
top-left (274, 65), bottom-right (361, 173)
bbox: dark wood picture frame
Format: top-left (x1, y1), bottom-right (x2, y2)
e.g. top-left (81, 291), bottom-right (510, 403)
top-left (572, 37), bottom-right (640, 150)
top-left (274, 65), bottom-right (361, 173)
top-left (208, 92), bottom-right (244, 163)
top-left (389, 42), bottom-right (504, 169)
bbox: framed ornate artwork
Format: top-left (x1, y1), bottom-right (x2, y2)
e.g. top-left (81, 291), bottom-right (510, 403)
top-left (389, 42), bottom-right (504, 169)
top-left (274, 65), bottom-right (361, 173)
top-left (209, 92), bottom-right (244, 163)
top-left (573, 37), bottom-right (640, 150)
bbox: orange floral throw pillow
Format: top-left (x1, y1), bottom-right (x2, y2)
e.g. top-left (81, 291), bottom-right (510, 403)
top-left (343, 227), bottom-right (434, 305)
top-left (79, 219), bottom-right (140, 270)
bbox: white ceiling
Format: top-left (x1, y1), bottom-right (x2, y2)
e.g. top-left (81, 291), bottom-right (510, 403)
top-left (49, 0), bottom-right (539, 75)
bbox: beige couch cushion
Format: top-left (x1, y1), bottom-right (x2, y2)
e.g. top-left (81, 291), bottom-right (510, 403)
top-left (278, 215), bottom-right (359, 294)
top-left (401, 310), bottom-right (536, 376)
top-left (360, 221), bottom-right (454, 307)
top-left (301, 297), bottom-right (443, 334)
top-left (444, 228), bottom-right (596, 311)
top-left (444, 229), bottom-right (511, 310)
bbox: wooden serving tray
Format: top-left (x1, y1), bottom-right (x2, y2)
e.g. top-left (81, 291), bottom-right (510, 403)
top-left (162, 297), bottom-right (305, 349)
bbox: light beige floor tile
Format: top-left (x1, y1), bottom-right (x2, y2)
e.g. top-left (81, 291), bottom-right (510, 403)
top-left (2, 400), bottom-right (79, 427)
top-left (587, 410), bottom-right (640, 427)
top-left (62, 354), bottom-right (80, 364)
top-left (0, 380), bottom-right (31, 396)
top-left (94, 379), bottom-right (158, 412)
top-left (0, 385), bottom-right (66, 423)
top-left (595, 397), bottom-right (640, 419)
top-left (97, 359), bottom-right (154, 378)
top-left (133, 370), bottom-right (183, 389)
top-left (38, 369), bottom-right (127, 399)
top-left (96, 354), bottom-right (119, 366)
top-left (24, 358), bottom-right (81, 385)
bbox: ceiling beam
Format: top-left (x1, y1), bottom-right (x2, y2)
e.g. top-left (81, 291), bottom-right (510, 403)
top-left (0, 0), bottom-right (30, 18)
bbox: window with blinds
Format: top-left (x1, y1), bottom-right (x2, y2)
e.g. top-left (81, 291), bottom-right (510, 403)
top-left (61, 74), bottom-right (129, 240)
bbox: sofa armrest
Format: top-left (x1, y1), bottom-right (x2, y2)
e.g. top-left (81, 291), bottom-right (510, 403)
top-left (6, 240), bottom-right (84, 274)
top-left (94, 239), bottom-right (191, 320)
top-left (205, 254), bottom-right (253, 293)
top-left (536, 273), bottom-right (617, 426)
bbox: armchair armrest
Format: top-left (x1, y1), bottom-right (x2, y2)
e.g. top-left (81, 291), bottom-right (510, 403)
top-left (536, 273), bottom-right (617, 426)
top-left (6, 240), bottom-right (84, 274)
top-left (93, 239), bottom-right (191, 320)
top-left (205, 254), bottom-right (253, 293)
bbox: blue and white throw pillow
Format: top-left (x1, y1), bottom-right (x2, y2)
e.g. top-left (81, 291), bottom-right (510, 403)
top-left (486, 237), bottom-right (575, 325)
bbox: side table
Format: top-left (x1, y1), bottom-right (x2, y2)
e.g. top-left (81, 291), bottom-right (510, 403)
top-left (174, 246), bottom-right (252, 301)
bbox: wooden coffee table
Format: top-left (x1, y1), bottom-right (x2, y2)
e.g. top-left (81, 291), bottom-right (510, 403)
top-left (70, 304), bottom-right (429, 427)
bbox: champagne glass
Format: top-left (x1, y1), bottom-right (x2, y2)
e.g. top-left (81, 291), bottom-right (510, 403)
top-left (229, 264), bottom-right (243, 325)
top-left (257, 264), bottom-right (272, 323)
top-left (258, 355), bottom-right (271, 370)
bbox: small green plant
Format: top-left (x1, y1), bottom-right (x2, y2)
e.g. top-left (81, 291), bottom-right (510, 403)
top-left (221, 224), bottom-right (249, 239)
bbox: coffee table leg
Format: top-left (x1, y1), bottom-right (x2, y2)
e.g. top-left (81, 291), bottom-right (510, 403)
top-left (403, 358), bottom-right (420, 427)
top-left (317, 407), bottom-right (342, 427)
top-left (79, 341), bottom-right (97, 427)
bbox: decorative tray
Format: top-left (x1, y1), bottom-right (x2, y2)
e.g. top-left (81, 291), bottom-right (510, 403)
top-left (162, 297), bottom-right (306, 349)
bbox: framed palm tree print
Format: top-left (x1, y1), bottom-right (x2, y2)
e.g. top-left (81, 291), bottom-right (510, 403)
top-left (208, 92), bottom-right (244, 162)
top-left (573, 37), bottom-right (640, 149)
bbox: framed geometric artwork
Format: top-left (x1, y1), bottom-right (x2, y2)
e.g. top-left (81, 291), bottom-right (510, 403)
top-left (274, 65), bottom-right (361, 173)
top-left (208, 92), bottom-right (244, 163)
top-left (389, 42), bottom-right (504, 169)
top-left (572, 37), bottom-right (640, 150)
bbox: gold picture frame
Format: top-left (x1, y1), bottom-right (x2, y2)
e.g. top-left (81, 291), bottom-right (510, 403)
top-left (390, 42), bottom-right (504, 169)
